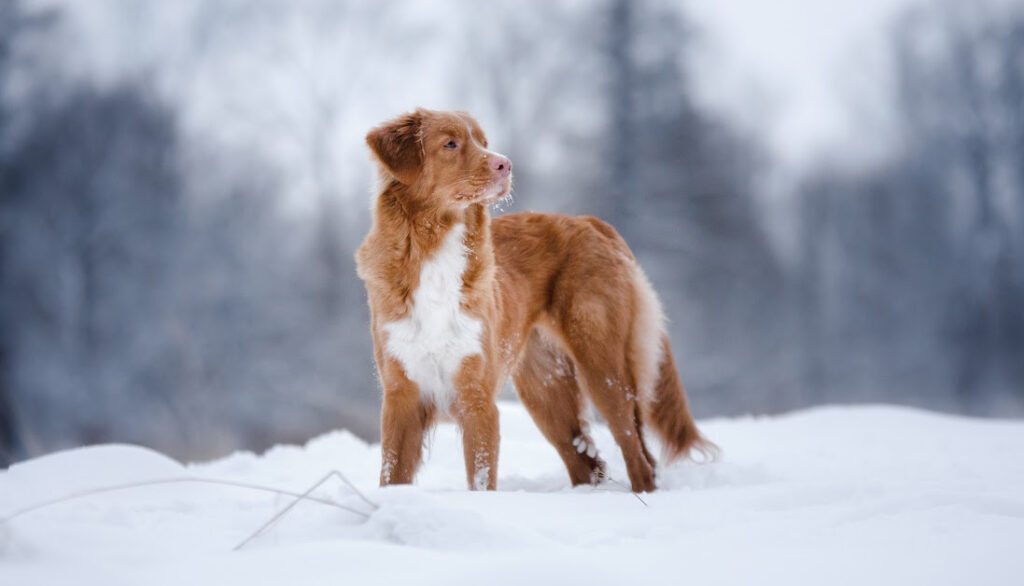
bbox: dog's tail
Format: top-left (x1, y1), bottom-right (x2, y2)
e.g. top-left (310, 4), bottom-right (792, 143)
top-left (629, 264), bottom-right (718, 463)
top-left (647, 336), bottom-right (718, 462)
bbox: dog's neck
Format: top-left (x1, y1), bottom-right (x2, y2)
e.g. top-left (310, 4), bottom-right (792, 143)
top-left (369, 183), bottom-right (494, 279)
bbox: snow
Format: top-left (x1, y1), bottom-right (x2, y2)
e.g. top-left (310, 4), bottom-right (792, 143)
top-left (3, 402), bottom-right (1023, 585)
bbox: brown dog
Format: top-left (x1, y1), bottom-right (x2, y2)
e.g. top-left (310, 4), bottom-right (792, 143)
top-left (356, 109), bottom-right (713, 492)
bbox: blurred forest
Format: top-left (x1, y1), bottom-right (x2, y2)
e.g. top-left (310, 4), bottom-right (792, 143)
top-left (1, 0), bottom-right (1022, 466)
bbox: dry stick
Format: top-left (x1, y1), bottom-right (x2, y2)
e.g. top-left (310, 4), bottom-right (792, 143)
top-left (233, 470), bottom-right (366, 551)
top-left (595, 470), bottom-right (650, 507)
top-left (328, 470), bottom-right (378, 512)
top-left (1, 476), bottom-right (374, 525)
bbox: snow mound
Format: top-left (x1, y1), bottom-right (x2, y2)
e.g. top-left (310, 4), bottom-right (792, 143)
top-left (2, 402), bottom-right (1023, 585)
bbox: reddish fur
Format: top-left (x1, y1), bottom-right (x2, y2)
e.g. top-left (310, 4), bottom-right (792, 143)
top-left (356, 109), bottom-right (714, 492)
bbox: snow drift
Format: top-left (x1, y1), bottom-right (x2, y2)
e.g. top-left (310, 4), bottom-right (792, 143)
top-left (2, 402), bottom-right (1023, 585)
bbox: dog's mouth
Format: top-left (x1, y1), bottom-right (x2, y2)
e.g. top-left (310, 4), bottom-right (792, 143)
top-left (480, 176), bottom-right (513, 205)
top-left (453, 176), bottom-right (513, 207)
top-left (483, 185), bottom-right (511, 205)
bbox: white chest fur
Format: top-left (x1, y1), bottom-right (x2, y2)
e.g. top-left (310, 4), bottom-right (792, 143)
top-left (382, 223), bottom-right (483, 411)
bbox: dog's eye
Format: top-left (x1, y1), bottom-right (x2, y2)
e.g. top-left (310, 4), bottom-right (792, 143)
top-left (443, 140), bottom-right (458, 149)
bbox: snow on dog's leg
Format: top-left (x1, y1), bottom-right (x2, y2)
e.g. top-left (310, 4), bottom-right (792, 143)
top-left (575, 363), bottom-right (656, 493)
top-left (513, 329), bottom-right (606, 486)
top-left (454, 356), bottom-right (500, 491)
top-left (457, 401), bottom-right (499, 491)
top-left (556, 280), bottom-right (657, 492)
top-left (379, 365), bottom-right (435, 486)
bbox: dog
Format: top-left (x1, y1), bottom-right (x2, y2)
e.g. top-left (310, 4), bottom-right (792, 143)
top-left (356, 109), bottom-right (713, 492)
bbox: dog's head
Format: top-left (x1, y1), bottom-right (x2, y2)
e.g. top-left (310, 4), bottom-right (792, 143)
top-left (366, 109), bottom-right (512, 209)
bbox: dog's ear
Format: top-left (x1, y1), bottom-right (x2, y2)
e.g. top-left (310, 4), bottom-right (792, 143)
top-left (366, 111), bottom-right (423, 185)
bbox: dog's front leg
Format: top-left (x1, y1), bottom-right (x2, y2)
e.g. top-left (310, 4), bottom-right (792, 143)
top-left (454, 356), bottom-right (499, 490)
top-left (379, 362), bottom-right (434, 486)
top-left (457, 398), bottom-right (499, 491)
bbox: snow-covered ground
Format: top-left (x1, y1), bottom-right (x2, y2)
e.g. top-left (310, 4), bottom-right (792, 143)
top-left (2, 402), bottom-right (1023, 585)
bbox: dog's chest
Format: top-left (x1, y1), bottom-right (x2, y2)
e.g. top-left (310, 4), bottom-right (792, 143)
top-left (382, 223), bottom-right (483, 410)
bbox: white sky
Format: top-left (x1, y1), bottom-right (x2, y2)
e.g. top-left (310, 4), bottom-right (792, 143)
top-left (684, 0), bottom-right (918, 172)
top-left (30, 0), bottom-right (919, 180)
top-left (25, 0), bottom-right (922, 238)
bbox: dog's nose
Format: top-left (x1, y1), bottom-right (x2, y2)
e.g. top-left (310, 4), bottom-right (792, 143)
top-left (491, 155), bottom-right (512, 177)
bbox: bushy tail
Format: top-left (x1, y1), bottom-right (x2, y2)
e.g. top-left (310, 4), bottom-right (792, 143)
top-left (647, 336), bottom-right (719, 463)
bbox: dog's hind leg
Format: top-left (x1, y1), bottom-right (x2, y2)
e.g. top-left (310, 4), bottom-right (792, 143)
top-left (513, 329), bottom-right (606, 486)
top-left (558, 303), bottom-right (658, 493)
